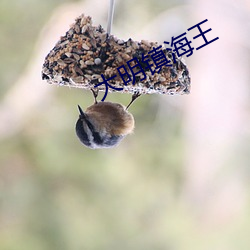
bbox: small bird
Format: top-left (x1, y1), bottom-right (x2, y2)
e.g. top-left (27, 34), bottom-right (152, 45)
top-left (75, 90), bottom-right (140, 149)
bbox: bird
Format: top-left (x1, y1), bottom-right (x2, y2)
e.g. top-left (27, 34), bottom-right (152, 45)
top-left (75, 90), bottom-right (140, 149)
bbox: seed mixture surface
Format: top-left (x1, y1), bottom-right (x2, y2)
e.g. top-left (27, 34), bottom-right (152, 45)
top-left (42, 14), bottom-right (191, 95)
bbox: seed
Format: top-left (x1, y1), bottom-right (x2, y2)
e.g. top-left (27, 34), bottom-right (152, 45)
top-left (72, 53), bottom-right (80, 60)
top-left (81, 25), bottom-right (88, 33)
top-left (57, 59), bottom-right (67, 66)
top-left (116, 55), bottom-right (123, 63)
top-left (74, 66), bottom-right (83, 75)
top-left (85, 74), bottom-right (91, 80)
top-left (72, 48), bottom-right (84, 55)
top-left (72, 76), bottom-right (84, 83)
top-left (141, 40), bottom-right (150, 47)
top-left (65, 52), bottom-right (72, 58)
top-left (122, 54), bottom-right (130, 61)
top-left (85, 60), bottom-right (94, 65)
top-left (80, 18), bottom-right (87, 26)
top-left (100, 33), bottom-right (107, 43)
top-left (82, 43), bottom-right (90, 50)
top-left (117, 39), bottom-right (124, 45)
top-left (75, 24), bottom-right (80, 34)
top-left (63, 58), bottom-right (75, 64)
top-left (125, 48), bottom-right (132, 53)
top-left (68, 29), bottom-right (74, 36)
top-left (92, 74), bottom-right (101, 79)
top-left (132, 41), bottom-right (138, 50)
top-left (90, 38), bottom-right (97, 48)
top-left (94, 58), bottom-right (101, 65)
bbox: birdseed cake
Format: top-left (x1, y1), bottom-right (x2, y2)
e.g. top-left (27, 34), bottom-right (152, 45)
top-left (42, 14), bottom-right (191, 95)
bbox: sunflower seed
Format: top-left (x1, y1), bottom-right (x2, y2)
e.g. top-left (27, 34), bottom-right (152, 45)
top-left (82, 43), bottom-right (90, 50)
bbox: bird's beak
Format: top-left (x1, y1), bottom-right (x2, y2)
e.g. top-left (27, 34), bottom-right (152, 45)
top-left (77, 105), bottom-right (86, 119)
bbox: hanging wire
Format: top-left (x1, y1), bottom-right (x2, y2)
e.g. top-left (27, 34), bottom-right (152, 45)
top-left (107, 0), bottom-right (115, 34)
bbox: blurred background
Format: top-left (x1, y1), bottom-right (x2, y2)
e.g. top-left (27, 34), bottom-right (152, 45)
top-left (1, 0), bottom-right (250, 249)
